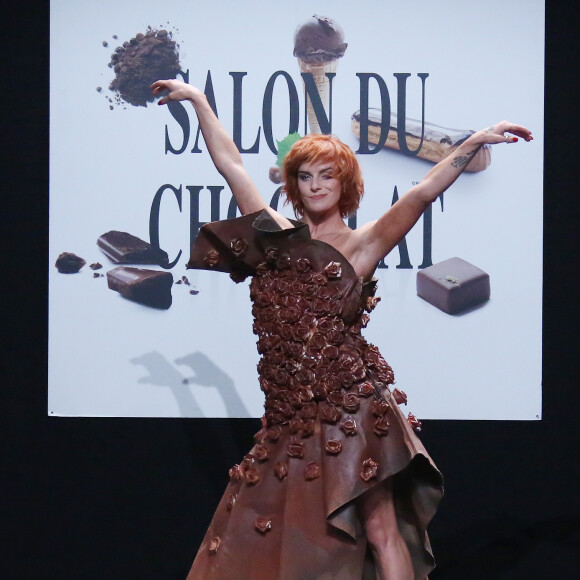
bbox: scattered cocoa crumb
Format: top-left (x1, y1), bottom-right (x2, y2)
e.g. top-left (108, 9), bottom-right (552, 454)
top-left (90, 262), bottom-right (103, 270)
top-left (189, 289), bottom-right (199, 295)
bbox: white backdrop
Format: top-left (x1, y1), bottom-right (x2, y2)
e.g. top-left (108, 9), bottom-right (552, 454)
top-left (49, 0), bottom-right (544, 419)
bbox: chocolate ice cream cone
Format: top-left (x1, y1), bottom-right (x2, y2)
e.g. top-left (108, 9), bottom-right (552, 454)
top-left (293, 15), bottom-right (347, 135)
top-left (298, 58), bottom-right (338, 134)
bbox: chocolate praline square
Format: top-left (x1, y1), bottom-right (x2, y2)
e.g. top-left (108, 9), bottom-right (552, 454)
top-left (416, 257), bottom-right (490, 314)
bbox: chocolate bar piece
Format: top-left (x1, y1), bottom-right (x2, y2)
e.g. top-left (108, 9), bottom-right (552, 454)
top-left (97, 231), bottom-right (168, 265)
top-left (107, 267), bottom-right (173, 309)
top-left (416, 257), bottom-right (490, 314)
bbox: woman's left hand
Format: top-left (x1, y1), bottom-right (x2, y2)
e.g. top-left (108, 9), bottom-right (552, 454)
top-left (475, 120), bottom-right (533, 144)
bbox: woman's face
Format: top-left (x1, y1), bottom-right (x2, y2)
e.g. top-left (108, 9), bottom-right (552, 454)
top-left (297, 160), bottom-right (341, 216)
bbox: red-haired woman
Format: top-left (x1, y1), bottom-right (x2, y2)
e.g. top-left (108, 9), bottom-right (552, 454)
top-left (151, 79), bottom-right (532, 580)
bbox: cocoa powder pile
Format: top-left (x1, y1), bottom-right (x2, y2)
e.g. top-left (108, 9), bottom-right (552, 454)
top-left (108, 28), bottom-right (181, 107)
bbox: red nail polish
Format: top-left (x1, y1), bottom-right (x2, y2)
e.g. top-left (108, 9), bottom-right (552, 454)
top-left (513, 137), bottom-right (518, 142)
top-left (158, 100), bottom-right (165, 106)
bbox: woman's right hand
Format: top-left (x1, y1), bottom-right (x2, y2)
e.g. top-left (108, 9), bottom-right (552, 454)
top-left (150, 79), bottom-right (202, 105)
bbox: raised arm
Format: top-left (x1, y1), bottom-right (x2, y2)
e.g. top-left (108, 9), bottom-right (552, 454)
top-left (151, 79), bottom-right (293, 227)
top-left (351, 120), bottom-right (533, 276)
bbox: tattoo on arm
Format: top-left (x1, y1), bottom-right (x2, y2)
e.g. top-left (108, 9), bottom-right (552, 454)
top-left (451, 149), bottom-right (477, 168)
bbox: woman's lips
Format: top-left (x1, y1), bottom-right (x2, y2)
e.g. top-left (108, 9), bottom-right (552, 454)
top-left (309, 194), bottom-right (327, 200)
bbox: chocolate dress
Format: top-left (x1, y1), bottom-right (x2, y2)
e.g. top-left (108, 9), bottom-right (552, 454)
top-left (186, 210), bottom-right (443, 580)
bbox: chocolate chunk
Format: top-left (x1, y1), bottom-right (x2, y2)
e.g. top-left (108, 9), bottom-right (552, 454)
top-left (55, 252), bottom-right (86, 273)
top-left (107, 267), bottom-right (173, 309)
top-left (97, 231), bottom-right (168, 265)
top-left (416, 257), bottom-right (490, 314)
top-left (90, 262), bottom-right (103, 270)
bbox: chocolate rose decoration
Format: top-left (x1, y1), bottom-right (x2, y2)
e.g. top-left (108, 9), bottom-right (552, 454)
top-left (256, 262), bottom-right (271, 276)
top-left (393, 388), bottom-right (408, 405)
top-left (230, 237), bottom-right (248, 257)
top-left (226, 493), bottom-right (238, 511)
top-left (296, 368), bottom-right (315, 386)
top-left (365, 295), bottom-right (381, 312)
top-left (342, 392), bottom-right (360, 413)
top-left (325, 439), bottom-right (343, 455)
top-left (298, 386), bottom-right (314, 404)
top-left (339, 370), bottom-right (356, 388)
top-left (229, 464), bottom-right (244, 482)
top-left (371, 399), bottom-right (390, 417)
top-left (373, 416), bottom-right (390, 437)
top-left (274, 461), bottom-right (289, 480)
top-left (327, 329), bottom-right (344, 346)
top-left (322, 344), bottom-right (339, 360)
top-left (301, 420), bottom-right (315, 438)
top-left (276, 254), bottom-right (292, 270)
top-left (245, 467), bottom-right (261, 485)
top-left (229, 270), bottom-right (248, 284)
top-left (408, 413), bottom-right (422, 432)
top-left (312, 384), bottom-right (329, 401)
top-left (307, 331), bottom-right (326, 352)
top-left (267, 425), bottom-right (282, 442)
top-left (209, 536), bottom-right (221, 554)
top-left (254, 427), bottom-right (268, 443)
top-left (287, 442), bottom-right (305, 459)
top-left (340, 417), bottom-right (358, 436)
top-left (304, 461), bottom-right (321, 481)
top-left (312, 272), bottom-right (327, 286)
top-left (324, 261), bottom-right (342, 279)
top-left (360, 458), bottom-right (379, 482)
top-left (253, 444), bottom-right (269, 462)
top-left (296, 257), bottom-right (312, 273)
top-left (319, 401), bottom-right (342, 424)
top-left (265, 246), bottom-right (280, 264)
top-left (327, 391), bottom-right (344, 406)
top-left (255, 518), bottom-right (273, 534)
top-left (292, 323), bottom-right (311, 342)
top-left (289, 417), bottom-right (304, 434)
top-left (299, 402), bottom-right (318, 420)
top-left (357, 381), bottom-right (375, 398)
top-left (203, 250), bottom-right (220, 267)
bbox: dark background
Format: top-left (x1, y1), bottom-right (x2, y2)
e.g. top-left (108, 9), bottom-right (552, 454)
top-left (3, 3), bottom-right (579, 579)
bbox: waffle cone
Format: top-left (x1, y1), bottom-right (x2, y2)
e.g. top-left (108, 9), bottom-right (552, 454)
top-left (298, 58), bottom-right (338, 134)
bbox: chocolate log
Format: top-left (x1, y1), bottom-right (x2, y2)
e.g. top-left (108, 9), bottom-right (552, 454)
top-left (351, 109), bottom-right (491, 172)
top-left (416, 257), bottom-right (490, 314)
top-left (107, 267), bottom-right (173, 309)
top-left (97, 231), bottom-right (168, 265)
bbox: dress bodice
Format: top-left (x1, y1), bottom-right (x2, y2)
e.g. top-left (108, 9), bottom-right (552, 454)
top-left (187, 210), bottom-right (396, 431)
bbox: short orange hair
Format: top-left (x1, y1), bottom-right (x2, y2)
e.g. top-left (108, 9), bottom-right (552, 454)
top-left (282, 134), bottom-right (364, 218)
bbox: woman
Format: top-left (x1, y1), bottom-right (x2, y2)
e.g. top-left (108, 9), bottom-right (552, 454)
top-left (151, 79), bottom-right (532, 580)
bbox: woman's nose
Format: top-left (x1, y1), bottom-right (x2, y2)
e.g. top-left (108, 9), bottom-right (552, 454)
top-left (311, 177), bottom-right (321, 191)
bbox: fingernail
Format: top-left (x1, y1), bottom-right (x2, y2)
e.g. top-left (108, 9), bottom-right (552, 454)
top-left (513, 137), bottom-right (518, 142)
top-left (158, 100), bottom-right (165, 106)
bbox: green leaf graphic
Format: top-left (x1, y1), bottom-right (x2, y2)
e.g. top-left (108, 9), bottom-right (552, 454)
top-left (276, 133), bottom-right (302, 167)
